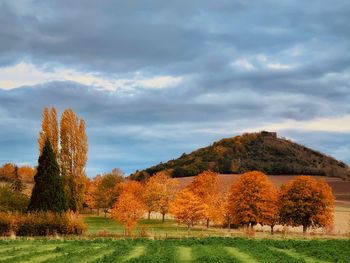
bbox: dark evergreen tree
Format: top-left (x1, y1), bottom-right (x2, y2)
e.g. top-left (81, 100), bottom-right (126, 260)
top-left (28, 139), bottom-right (67, 212)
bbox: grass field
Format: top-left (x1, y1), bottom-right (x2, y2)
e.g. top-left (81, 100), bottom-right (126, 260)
top-left (83, 216), bottom-right (216, 238)
top-left (0, 237), bottom-right (349, 263)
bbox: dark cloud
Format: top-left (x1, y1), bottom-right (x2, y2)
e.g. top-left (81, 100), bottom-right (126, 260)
top-left (0, 0), bottom-right (350, 174)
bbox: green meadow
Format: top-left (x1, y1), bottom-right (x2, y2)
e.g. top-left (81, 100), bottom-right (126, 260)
top-left (0, 237), bottom-right (349, 263)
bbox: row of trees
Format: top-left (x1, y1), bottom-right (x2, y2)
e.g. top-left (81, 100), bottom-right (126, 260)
top-left (172, 171), bottom-right (334, 233)
top-left (28, 107), bottom-right (88, 213)
top-left (86, 170), bottom-right (334, 235)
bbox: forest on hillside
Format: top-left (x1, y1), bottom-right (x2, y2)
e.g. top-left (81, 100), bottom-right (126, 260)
top-left (131, 131), bottom-right (349, 180)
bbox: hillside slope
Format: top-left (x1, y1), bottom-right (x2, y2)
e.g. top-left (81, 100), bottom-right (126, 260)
top-left (131, 131), bottom-right (349, 180)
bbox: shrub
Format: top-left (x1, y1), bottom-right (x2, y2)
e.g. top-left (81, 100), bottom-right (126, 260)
top-left (0, 212), bottom-right (18, 236)
top-left (0, 211), bottom-right (87, 236)
top-left (0, 186), bottom-right (29, 212)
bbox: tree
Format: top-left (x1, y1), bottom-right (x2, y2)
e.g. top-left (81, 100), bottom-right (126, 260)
top-left (227, 171), bottom-right (277, 229)
top-left (170, 189), bottom-right (206, 229)
top-left (60, 108), bottom-right (88, 212)
top-left (18, 166), bottom-right (36, 183)
top-left (0, 185), bottom-right (29, 212)
top-left (111, 183), bottom-right (146, 236)
top-left (143, 172), bottom-right (179, 221)
top-left (187, 170), bottom-right (220, 228)
top-left (119, 180), bottom-right (144, 200)
top-left (11, 165), bottom-right (25, 193)
top-left (260, 187), bottom-right (279, 234)
top-left (28, 139), bottom-right (67, 212)
top-left (279, 176), bottom-right (334, 233)
top-left (85, 177), bottom-right (100, 212)
top-left (93, 169), bottom-right (124, 217)
top-left (0, 163), bottom-right (16, 181)
top-left (38, 107), bottom-right (59, 155)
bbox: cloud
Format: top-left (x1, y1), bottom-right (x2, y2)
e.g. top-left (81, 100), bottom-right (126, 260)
top-left (0, 62), bottom-right (183, 91)
top-left (0, 0), bottom-right (350, 175)
top-left (231, 59), bottom-right (254, 70)
top-left (253, 115), bottom-right (350, 133)
top-left (267, 63), bottom-right (294, 70)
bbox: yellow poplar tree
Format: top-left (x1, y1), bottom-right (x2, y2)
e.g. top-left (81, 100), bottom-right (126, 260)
top-left (60, 108), bottom-right (88, 212)
top-left (38, 107), bottom-right (59, 155)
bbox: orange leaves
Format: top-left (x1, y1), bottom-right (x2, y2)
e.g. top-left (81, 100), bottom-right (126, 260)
top-left (85, 170), bottom-right (124, 216)
top-left (227, 171), bottom-right (278, 227)
top-left (38, 107), bottom-right (59, 155)
top-left (60, 108), bottom-right (88, 212)
top-left (170, 189), bottom-right (207, 228)
top-left (279, 176), bottom-right (334, 232)
top-left (0, 164), bottom-right (36, 184)
top-left (111, 180), bottom-right (146, 235)
top-left (143, 172), bottom-right (179, 220)
top-left (187, 170), bottom-right (222, 227)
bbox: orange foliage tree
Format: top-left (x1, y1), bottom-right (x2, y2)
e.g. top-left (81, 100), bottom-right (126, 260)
top-left (0, 163), bottom-right (36, 185)
top-left (170, 189), bottom-right (206, 229)
top-left (187, 170), bottom-right (221, 228)
top-left (143, 172), bottom-right (179, 221)
top-left (279, 176), bottom-right (334, 233)
top-left (84, 178), bottom-right (96, 212)
top-left (38, 107), bottom-right (59, 155)
top-left (18, 166), bottom-right (36, 184)
top-left (111, 181), bottom-right (146, 235)
top-left (94, 169), bottom-right (124, 216)
top-left (227, 171), bottom-right (278, 229)
top-left (0, 163), bottom-right (16, 181)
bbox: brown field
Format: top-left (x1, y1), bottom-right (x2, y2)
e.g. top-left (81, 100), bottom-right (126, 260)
top-left (176, 174), bottom-right (350, 234)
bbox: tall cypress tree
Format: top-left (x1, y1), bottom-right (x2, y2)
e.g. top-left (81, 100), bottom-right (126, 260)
top-left (28, 139), bottom-right (67, 212)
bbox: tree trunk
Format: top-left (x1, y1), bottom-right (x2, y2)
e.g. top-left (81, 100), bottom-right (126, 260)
top-left (270, 225), bottom-right (274, 235)
top-left (148, 211), bottom-right (151, 220)
top-left (162, 213), bottom-right (165, 222)
top-left (303, 224), bottom-right (307, 233)
top-left (206, 218), bottom-right (210, 228)
top-left (228, 216), bottom-right (231, 231)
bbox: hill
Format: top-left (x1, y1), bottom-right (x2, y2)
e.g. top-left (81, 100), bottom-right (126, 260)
top-left (130, 131), bottom-right (350, 180)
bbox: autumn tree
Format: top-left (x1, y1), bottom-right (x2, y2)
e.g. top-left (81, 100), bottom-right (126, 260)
top-left (143, 172), bottom-right (179, 221)
top-left (85, 176), bottom-right (100, 212)
top-left (0, 163), bottom-right (16, 181)
top-left (18, 166), bottom-right (36, 184)
top-left (11, 165), bottom-right (25, 193)
top-left (111, 181), bottom-right (146, 235)
top-left (227, 171), bottom-right (278, 229)
top-left (28, 139), bottom-right (67, 212)
top-left (279, 176), bottom-right (334, 233)
top-left (60, 108), bottom-right (88, 212)
top-left (170, 189), bottom-right (207, 229)
top-left (93, 169), bottom-right (124, 217)
top-left (260, 187), bottom-right (279, 234)
top-left (187, 170), bottom-right (220, 227)
top-left (119, 180), bottom-right (144, 200)
top-left (38, 107), bottom-right (59, 155)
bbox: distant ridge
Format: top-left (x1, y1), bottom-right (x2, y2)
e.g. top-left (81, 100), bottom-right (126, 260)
top-left (130, 131), bottom-right (349, 180)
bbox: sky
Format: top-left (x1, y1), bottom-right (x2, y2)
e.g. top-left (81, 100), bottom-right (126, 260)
top-left (1, 0), bottom-right (350, 176)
